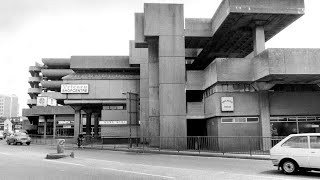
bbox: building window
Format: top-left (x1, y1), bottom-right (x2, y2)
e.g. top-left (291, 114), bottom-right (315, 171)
top-left (103, 105), bottom-right (126, 110)
top-left (270, 116), bottom-right (320, 137)
top-left (221, 117), bottom-right (259, 123)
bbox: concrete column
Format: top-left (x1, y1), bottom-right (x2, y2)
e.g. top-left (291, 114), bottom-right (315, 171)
top-left (43, 117), bottom-right (47, 139)
top-left (259, 91), bottom-right (271, 151)
top-left (148, 38), bottom-right (160, 141)
top-left (253, 25), bottom-right (265, 56)
top-left (53, 114), bottom-right (56, 139)
top-left (74, 110), bottom-right (81, 140)
top-left (140, 57), bottom-right (149, 139)
top-left (86, 113), bottom-right (92, 136)
top-left (93, 113), bottom-right (99, 138)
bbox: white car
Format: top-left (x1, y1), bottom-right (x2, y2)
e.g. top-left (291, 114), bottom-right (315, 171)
top-left (270, 133), bottom-right (320, 174)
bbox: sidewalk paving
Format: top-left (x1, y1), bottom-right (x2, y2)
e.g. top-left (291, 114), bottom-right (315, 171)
top-left (32, 142), bottom-right (270, 161)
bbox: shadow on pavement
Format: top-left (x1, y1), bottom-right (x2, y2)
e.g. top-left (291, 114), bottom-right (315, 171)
top-left (260, 169), bottom-right (320, 179)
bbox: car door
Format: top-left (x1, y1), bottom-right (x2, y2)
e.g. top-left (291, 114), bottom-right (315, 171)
top-left (281, 136), bottom-right (309, 168)
top-left (309, 135), bottom-right (320, 169)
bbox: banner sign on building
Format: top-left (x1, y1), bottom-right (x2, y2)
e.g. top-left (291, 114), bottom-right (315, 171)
top-left (61, 84), bottom-right (89, 94)
top-left (221, 97), bottom-right (234, 112)
top-left (37, 97), bottom-right (57, 107)
top-left (37, 97), bottom-right (48, 106)
top-left (58, 121), bottom-right (72, 125)
top-left (63, 125), bottom-right (72, 129)
top-left (99, 121), bottom-right (127, 125)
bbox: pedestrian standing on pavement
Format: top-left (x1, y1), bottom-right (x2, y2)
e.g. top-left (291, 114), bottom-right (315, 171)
top-left (77, 134), bottom-right (84, 148)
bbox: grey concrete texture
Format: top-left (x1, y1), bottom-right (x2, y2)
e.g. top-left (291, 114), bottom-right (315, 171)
top-left (42, 58), bottom-right (70, 67)
top-left (186, 71), bottom-right (204, 90)
top-left (134, 13), bottom-right (145, 43)
top-left (70, 56), bottom-right (132, 70)
top-left (129, 40), bottom-right (148, 64)
top-left (159, 36), bottom-right (185, 57)
top-left (160, 115), bottom-right (187, 137)
top-left (212, 0), bottom-right (304, 35)
top-left (22, 106), bottom-right (75, 116)
top-left (159, 57), bottom-right (185, 84)
top-left (185, 18), bottom-right (212, 37)
top-left (148, 87), bottom-right (159, 117)
top-left (159, 84), bottom-right (186, 116)
top-left (62, 79), bottom-right (139, 100)
top-left (41, 69), bottom-right (74, 79)
top-left (253, 48), bottom-right (320, 81)
top-left (144, 3), bottom-right (184, 36)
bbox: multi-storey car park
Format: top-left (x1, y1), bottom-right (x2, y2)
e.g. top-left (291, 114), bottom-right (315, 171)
top-left (23, 0), bottom-right (320, 151)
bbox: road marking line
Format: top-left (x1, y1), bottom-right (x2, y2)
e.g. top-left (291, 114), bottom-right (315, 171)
top-left (101, 167), bottom-right (176, 179)
top-left (77, 157), bottom-right (201, 172)
top-left (43, 159), bottom-right (85, 167)
top-left (0, 152), bottom-right (12, 156)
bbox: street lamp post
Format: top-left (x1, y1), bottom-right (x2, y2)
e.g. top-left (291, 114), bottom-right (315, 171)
top-left (123, 92), bottom-right (138, 148)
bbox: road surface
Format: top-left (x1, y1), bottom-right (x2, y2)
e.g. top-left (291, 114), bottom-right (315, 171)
top-left (0, 140), bottom-right (319, 180)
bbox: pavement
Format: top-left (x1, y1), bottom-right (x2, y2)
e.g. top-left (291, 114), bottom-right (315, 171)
top-left (31, 142), bottom-right (271, 160)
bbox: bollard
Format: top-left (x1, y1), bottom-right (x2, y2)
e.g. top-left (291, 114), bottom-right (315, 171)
top-left (57, 139), bottom-right (65, 154)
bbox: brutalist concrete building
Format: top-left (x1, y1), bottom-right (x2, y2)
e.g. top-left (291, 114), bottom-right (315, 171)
top-left (23, 0), bottom-right (320, 149)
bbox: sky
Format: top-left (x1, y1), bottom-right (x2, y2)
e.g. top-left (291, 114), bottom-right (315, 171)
top-left (0, 0), bottom-right (320, 115)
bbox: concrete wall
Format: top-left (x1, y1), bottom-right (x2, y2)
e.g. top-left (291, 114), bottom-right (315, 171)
top-left (204, 92), bottom-right (260, 117)
top-left (202, 58), bottom-right (252, 90)
top-left (186, 71), bottom-right (204, 90)
top-left (101, 110), bottom-right (127, 121)
top-left (253, 49), bottom-right (320, 81)
top-left (270, 92), bottom-right (320, 116)
top-left (218, 120), bottom-right (260, 137)
top-left (70, 56), bottom-right (131, 70)
top-left (216, 58), bottom-right (252, 82)
top-left (129, 41), bottom-right (148, 64)
top-left (63, 79), bottom-right (139, 100)
top-left (203, 91), bottom-right (320, 118)
top-left (22, 106), bottom-right (74, 116)
top-left (101, 126), bottom-right (139, 137)
top-left (185, 18), bottom-right (212, 37)
top-left (206, 117), bottom-right (219, 136)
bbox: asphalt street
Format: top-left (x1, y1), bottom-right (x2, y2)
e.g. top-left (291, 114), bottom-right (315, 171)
top-left (0, 140), bottom-right (319, 180)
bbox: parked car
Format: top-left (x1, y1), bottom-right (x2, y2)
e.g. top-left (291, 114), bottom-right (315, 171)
top-left (6, 132), bottom-right (31, 145)
top-left (0, 131), bottom-right (3, 140)
top-left (270, 133), bottom-right (320, 174)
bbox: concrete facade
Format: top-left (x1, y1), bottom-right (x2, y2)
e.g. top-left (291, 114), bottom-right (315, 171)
top-left (22, 0), bottom-right (320, 150)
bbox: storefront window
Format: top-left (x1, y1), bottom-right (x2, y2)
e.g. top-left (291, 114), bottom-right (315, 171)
top-left (271, 116), bottom-right (320, 137)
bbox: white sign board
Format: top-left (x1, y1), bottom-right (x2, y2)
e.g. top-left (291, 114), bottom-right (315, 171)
top-left (47, 97), bottom-right (57, 106)
top-left (221, 97), bottom-right (234, 112)
top-left (37, 97), bottom-right (48, 106)
top-left (63, 125), bottom-right (72, 129)
top-left (61, 84), bottom-right (89, 94)
top-left (58, 121), bottom-right (71, 125)
top-left (99, 121), bottom-right (127, 125)
top-left (37, 96), bottom-right (57, 107)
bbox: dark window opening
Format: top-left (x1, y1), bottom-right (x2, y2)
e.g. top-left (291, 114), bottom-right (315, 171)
top-left (271, 84), bottom-right (320, 92)
top-left (186, 90), bottom-right (203, 102)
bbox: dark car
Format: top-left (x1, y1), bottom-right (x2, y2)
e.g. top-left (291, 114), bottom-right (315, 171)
top-left (6, 132), bottom-right (31, 145)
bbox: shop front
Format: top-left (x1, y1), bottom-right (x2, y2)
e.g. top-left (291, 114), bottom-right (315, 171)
top-left (271, 116), bottom-right (320, 137)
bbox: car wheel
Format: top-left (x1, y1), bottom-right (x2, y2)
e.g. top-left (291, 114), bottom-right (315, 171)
top-left (26, 142), bottom-right (30, 146)
top-left (282, 160), bottom-right (298, 174)
top-left (7, 141), bottom-right (10, 145)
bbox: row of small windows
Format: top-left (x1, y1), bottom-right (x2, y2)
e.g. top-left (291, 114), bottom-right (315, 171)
top-left (221, 117), bottom-right (259, 123)
top-left (103, 105), bottom-right (126, 110)
top-left (204, 84), bottom-right (256, 98)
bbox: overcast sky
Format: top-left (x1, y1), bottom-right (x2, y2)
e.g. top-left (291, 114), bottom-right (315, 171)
top-left (0, 0), bottom-right (319, 115)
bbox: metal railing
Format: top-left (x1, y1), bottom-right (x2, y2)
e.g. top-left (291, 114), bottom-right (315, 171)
top-left (28, 135), bottom-right (286, 156)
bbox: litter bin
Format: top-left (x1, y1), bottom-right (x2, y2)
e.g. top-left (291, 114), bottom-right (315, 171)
top-left (57, 139), bottom-right (65, 154)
